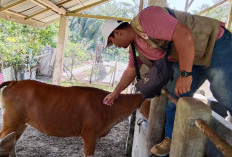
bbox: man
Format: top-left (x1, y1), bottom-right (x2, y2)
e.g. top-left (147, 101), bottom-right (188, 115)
top-left (101, 6), bottom-right (232, 156)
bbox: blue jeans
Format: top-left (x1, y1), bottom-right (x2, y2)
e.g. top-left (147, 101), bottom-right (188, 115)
top-left (165, 28), bottom-right (232, 139)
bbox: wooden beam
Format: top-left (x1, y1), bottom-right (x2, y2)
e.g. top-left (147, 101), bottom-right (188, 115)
top-left (0, 0), bottom-right (27, 13)
top-left (70, 0), bottom-right (109, 13)
top-left (25, 8), bottom-right (50, 20)
top-left (25, 0), bottom-right (72, 20)
top-left (52, 15), bottom-right (69, 85)
top-left (77, 0), bottom-right (84, 6)
top-left (5, 10), bottom-right (46, 25)
top-left (196, 0), bottom-right (227, 15)
top-left (5, 10), bottom-right (25, 17)
top-left (36, 0), bottom-right (66, 15)
top-left (67, 13), bottom-right (131, 22)
top-left (56, 0), bottom-right (73, 6)
top-left (44, 17), bottom-right (60, 26)
top-left (0, 10), bottom-right (45, 28)
top-left (29, 0), bottom-right (47, 9)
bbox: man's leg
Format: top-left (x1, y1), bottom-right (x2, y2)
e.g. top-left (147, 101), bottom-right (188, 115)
top-left (151, 62), bottom-right (206, 156)
top-left (206, 28), bottom-right (232, 112)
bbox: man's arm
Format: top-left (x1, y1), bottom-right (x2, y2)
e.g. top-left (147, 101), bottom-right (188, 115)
top-left (172, 22), bottom-right (194, 97)
top-left (103, 66), bottom-right (136, 106)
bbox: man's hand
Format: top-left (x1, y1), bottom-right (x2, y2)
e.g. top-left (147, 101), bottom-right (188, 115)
top-left (103, 91), bottom-right (119, 106)
top-left (102, 66), bottom-right (136, 106)
top-left (175, 76), bottom-right (192, 97)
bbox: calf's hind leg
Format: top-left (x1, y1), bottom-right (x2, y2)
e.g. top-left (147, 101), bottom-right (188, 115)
top-left (0, 107), bottom-right (27, 156)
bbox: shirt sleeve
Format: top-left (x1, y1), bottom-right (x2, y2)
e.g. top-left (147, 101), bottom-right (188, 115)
top-left (139, 6), bottom-right (178, 41)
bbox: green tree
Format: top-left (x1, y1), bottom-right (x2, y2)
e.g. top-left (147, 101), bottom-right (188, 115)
top-left (65, 40), bottom-right (91, 80)
top-left (0, 19), bottom-right (59, 77)
top-left (68, 0), bottom-right (139, 62)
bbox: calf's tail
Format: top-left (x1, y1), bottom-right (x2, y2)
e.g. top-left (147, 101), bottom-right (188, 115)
top-left (0, 81), bottom-right (13, 89)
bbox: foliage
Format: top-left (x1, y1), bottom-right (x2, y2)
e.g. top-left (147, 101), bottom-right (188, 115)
top-left (64, 40), bottom-right (92, 80)
top-left (103, 46), bottom-right (129, 62)
top-left (0, 19), bottom-right (58, 73)
top-left (61, 81), bottom-right (115, 92)
top-left (202, 2), bottom-right (230, 23)
top-left (68, 0), bottom-right (139, 63)
top-left (65, 40), bottom-right (91, 62)
top-left (190, 1), bottom-right (230, 23)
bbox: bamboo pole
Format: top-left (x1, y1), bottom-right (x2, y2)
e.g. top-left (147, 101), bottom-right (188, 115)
top-left (196, 0), bottom-right (227, 15)
top-left (67, 13), bottom-right (131, 22)
top-left (161, 88), bottom-right (178, 105)
top-left (195, 119), bottom-right (232, 157)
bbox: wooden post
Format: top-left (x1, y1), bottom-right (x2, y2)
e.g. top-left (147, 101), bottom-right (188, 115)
top-left (89, 54), bottom-right (95, 84)
top-left (226, 3), bottom-right (232, 30)
top-left (63, 64), bottom-right (79, 82)
top-left (170, 97), bottom-right (211, 157)
top-left (125, 111), bottom-right (136, 155)
top-left (146, 94), bottom-right (167, 156)
top-left (139, 0), bottom-right (144, 12)
top-left (52, 15), bottom-right (68, 85)
top-left (111, 56), bottom-right (118, 87)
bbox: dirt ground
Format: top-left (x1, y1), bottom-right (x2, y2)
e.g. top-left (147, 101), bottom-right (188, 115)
top-left (0, 109), bottom-right (130, 157)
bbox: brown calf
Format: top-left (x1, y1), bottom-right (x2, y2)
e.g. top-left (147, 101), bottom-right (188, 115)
top-left (0, 80), bottom-right (147, 157)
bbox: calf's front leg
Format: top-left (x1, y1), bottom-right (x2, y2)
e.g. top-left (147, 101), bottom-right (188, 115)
top-left (82, 135), bottom-right (97, 157)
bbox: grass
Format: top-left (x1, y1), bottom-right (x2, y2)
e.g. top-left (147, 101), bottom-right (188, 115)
top-left (61, 81), bottom-right (115, 92)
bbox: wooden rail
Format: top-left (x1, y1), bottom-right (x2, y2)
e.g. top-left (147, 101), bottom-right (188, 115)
top-left (195, 119), bottom-right (232, 157)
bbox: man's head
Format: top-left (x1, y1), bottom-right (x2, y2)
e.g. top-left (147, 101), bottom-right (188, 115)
top-left (101, 19), bottom-right (134, 48)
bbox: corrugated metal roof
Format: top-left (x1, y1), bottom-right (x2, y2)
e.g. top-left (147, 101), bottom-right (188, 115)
top-left (0, 0), bottom-right (111, 28)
